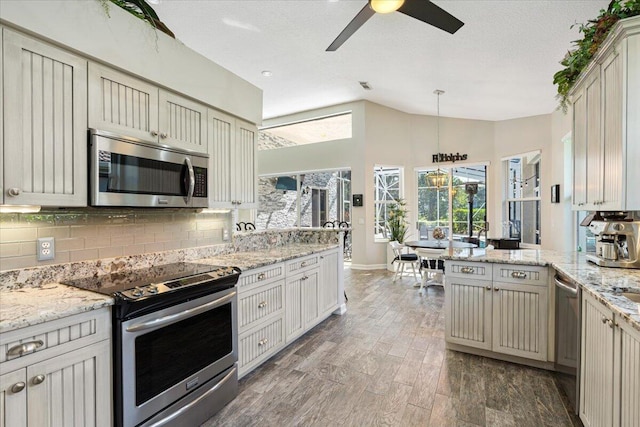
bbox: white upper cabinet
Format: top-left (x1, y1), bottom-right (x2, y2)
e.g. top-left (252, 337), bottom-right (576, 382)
top-left (88, 62), bottom-right (207, 153)
top-left (2, 28), bottom-right (87, 207)
top-left (207, 109), bottom-right (257, 209)
top-left (571, 16), bottom-right (640, 211)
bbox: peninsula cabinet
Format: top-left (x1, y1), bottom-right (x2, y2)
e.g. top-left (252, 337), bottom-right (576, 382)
top-left (207, 109), bottom-right (257, 209)
top-left (444, 261), bottom-right (549, 362)
top-left (580, 291), bottom-right (640, 427)
top-left (2, 28), bottom-right (87, 207)
top-left (319, 249), bottom-right (340, 318)
top-left (285, 255), bottom-right (321, 343)
top-left (0, 309), bottom-right (112, 427)
top-left (571, 16), bottom-right (640, 211)
top-left (88, 62), bottom-right (207, 154)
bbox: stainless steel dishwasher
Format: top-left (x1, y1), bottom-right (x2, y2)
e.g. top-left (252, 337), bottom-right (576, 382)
top-left (553, 271), bottom-right (581, 415)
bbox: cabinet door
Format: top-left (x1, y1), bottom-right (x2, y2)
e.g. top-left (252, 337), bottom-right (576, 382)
top-left (0, 369), bottom-right (27, 427)
top-left (158, 91), bottom-right (207, 153)
top-left (26, 340), bottom-right (111, 427)
top-left (207, 109), bottom-right (233, 208)
top-left (444, 278), bottom-right (492, 350)
top-left (580, 292), bottom-right (615, 427)
top-left (302, 269), bottom-right (320, 329)
top-left (572, 88), bottom-right (588, 208)
top-left (491, 282), bottom-right (547, 361)
top-left (616, 320), bottom-right (640, 427)
top-left (3, 29), bottom-right (87, 206)
top-left (285, 274), bottom-right (304, 343)
top-left (585, 71), bottom-right (603, 208)
top-left (231, 119), bottom-right (257, 207)
top-left (319, 250), bottom-right (339, 317)
top-left (88, 62), bottom-right (158, 142)
top-left (601, 49), bottom-right (624, 211)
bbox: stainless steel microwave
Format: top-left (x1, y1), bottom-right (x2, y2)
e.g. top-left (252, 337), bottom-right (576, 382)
top-left (90, 129), bottom-right (208, 208)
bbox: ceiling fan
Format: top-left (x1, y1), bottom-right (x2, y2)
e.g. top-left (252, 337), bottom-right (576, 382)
top-left (326, 0), bottom-right (464, 51)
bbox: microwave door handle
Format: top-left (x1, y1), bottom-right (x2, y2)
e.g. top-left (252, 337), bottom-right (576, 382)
top-left (184, 157), bottom-right (195, 204)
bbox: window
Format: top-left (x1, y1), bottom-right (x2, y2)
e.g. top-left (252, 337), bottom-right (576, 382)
top-left (259, 113), bottom-right (352, 150)
top-left (504, 151), bottom-right (541, 246)
top-left (374, 166), bottom-right (402, 240)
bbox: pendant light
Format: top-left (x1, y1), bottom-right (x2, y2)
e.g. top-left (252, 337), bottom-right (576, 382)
top-left (428, 89), bottom-right (447, 188)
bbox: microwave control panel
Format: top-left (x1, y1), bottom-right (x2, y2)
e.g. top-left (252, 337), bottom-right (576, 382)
top-left (194, 167), bottom-right (207, 197)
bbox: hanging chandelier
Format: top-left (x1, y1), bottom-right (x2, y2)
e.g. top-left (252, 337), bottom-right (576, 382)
top-left (428, 89), bottom-right (447, 188)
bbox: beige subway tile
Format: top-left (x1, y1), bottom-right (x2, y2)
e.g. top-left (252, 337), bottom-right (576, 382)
top-left (196, 238), bottom-right (216, 247)
top-left (85, 237), bottom-right (111, 249)
top-left (144, 242), bottom-right (165, 253)
top-left (188, 230), bottom-right (204, 240)
top-left (70, 225), bottom-right (98, 238)
top-left (56, 238), bottom-right (85, 251)
top-left (163, 241), bottom-right (181, 251)
top-left (123, 244), bottom-right (146, 256)
top-left (99, 246), bottom-right (124, 259)
top-left (38, 251), bottom-right (70, 266)
top-left (37, 226), bottom-right (70, 239)
top-left (69, 248), bottom-right (99, 262)
top-left (181, 240), bottom-right (198, 249)
top-left (134, 234), bottom-right (155, 244)
top-left (196, 221), bottom-right (220, 231)
top-left (111, 235), bottom-right (134, 246)
top-left (0, 227), bottom-right (37, 243)
top-left (0, 243), bottom-right (22, 257)
top-left (123, 224), bottom-right (145, 235)
top-left (144, 224), bottom-right (164, 234)
top-left (0, 256), bottom-right (37, 271)
top-left (19, 242), bottom-right (37, 256)
top-left (163, 223), bottom-right (183, 233)
top-left (180, 221), bottom-right (197, 232)
top-left (98, 224), bottom-right (125, 236)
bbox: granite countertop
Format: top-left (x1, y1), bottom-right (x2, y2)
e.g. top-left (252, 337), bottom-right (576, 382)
top-left (442, 248), bottom-right (640, 331)
top-left (0, 243), bottom-right (340, 334)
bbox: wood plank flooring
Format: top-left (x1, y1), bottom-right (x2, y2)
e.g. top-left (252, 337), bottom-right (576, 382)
top-left (202, 268), bottom-right (580, 427)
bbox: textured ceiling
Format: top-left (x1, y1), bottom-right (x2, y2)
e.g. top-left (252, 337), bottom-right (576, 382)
top-left (153, 0), bottom-right (609, 122)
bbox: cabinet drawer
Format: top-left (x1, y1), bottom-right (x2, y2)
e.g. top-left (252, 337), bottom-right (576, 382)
top-left (238, 280), bottom-right (284, 331)
top-left (286, 254), bottom-right (319, 274)
top-left (238, 263), bottom-right (285, 290)
top-left (492, 264), bottom-right (548, 286)
top-left (0, 308), bottom-right (111, 370)
top-left (238, 316), bottom-right (284, 373)
top-left (446, 261), bottom-right (492, 280)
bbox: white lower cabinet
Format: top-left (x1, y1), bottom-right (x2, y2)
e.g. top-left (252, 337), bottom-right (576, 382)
top-left (0, 309), bottom-right (111, 427)
top-left (237, 249), bottom-right (341, 378)
top-left (580, 291), bottom-right (640, 427)
top-left (444, 261), bottom-right (548, 362)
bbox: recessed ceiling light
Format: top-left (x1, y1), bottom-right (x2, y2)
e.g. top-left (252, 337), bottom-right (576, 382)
top-left (262, 70), bottom-right (273, 77)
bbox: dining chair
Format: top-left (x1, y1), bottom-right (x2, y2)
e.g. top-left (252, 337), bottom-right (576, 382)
top-left (389, 241), bottom-right (419, 283)
top-left (415, 248), bottom-right (445, 291)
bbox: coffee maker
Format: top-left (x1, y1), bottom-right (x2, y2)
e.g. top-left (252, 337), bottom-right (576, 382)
top-left (586, 219), bottom-right (640, 269)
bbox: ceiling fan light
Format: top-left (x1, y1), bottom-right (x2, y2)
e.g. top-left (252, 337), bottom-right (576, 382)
top-left (370, 0), bottom-right (405, 14)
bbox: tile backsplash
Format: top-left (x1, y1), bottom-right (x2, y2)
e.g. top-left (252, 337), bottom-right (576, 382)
top-left (0, 209), bottom-right (232, 271)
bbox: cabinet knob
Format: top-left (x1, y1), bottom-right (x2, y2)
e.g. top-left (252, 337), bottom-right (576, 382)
top-left (257, 273), bottom-right (266, 281)
top-left (494, 287), bottom-right (500, 292)
top-left (160, 132), bottom-right (168, 139)
top-left (10, 382), bottom-right (26, 393)
top-left (485, 286), bottom-right (491, 291)
top-left (31, 374), bottom-right (45, 385)
top-left (258, 338), bottom-right (268, 346)
top-left (151, 130), bottom-right (158, 137)
top-left (301, 261), bottom-right (307, 267)
top-left (258, 301), bottom-right (267, 308)
top-left (7, 188), bottom-right (20, 197)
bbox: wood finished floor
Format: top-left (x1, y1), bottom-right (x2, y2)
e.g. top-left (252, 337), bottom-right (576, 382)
top-left (202, 268), bottom-right (580, 427)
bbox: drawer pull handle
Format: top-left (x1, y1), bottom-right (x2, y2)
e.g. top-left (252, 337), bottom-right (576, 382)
top-left (258, 301), bottom-right (267, 308)
top-left (31, 375), bottom-right (45, 386)
top-left (10, 382), bottom-right (25, 393)
top-left (7, 340), bottom-right (44, 357)
top-left (301, 261), bottom-right (307, 267)
top-left (601, 316), bottom-right (608, 324)
top-left (460, 267), bottom-right (475, 274)
top-left (257, 273), bottom-right (266, 281)
top-left (601, 316), bottom-right (614, 328)
top-left (258, 338), bottom-right (268, 346)
top-left (301, 275), bottom-right (308, 281)
top-left (511, 271), bottom-right (527, 279)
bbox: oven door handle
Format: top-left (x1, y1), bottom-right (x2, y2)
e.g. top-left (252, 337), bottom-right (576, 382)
top-left (184, 157), bottom-right (195, 205)
top-left (554, 275), bottom-right (578, 296)
top-left (126, 291), bottom-right (236, 333)
top-left (146, 365), bottom-right (237, 427)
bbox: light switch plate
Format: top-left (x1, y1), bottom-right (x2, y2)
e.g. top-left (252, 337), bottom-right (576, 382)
top-left (37, 237), bottom-right (55, 261)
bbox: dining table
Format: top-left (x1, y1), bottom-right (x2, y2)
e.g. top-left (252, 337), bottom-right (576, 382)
top-left (404, 240), bottom-right (478, 249)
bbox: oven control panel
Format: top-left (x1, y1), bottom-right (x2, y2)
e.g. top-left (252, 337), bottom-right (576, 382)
top-left (119, 266), bottom-right (239, 300)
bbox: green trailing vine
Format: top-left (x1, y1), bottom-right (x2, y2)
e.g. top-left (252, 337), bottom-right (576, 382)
top-left (99, 0), bottom-right (175, 38)
top-left (554, 0), bottom-right (640, 112)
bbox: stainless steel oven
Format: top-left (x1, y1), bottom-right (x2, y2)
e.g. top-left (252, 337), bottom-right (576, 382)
top-left (90, 129), bottom-right (208, 208)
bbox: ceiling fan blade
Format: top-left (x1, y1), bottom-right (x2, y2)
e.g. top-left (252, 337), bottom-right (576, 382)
top-left (398, 0), bottom-right (464, 34)
top-left (326, 3), bottom-right (376, 51)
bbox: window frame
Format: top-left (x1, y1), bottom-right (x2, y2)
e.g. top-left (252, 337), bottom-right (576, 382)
top-left (374, 165), bottom-right (404, 242)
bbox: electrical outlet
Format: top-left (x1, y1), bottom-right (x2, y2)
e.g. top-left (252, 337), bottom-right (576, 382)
top-left (222, 229), bottom-right (230, 241)
top-left (37, 237), bottom-right (55, 261)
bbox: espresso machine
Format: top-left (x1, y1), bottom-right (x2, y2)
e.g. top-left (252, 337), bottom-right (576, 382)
top-left (586, 219), bottom-right (640, 268)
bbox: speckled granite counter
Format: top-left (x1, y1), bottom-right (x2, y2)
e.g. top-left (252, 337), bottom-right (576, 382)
top-left (0, 242), bottom-right (340, 334)
top-left (442, 248), bottom-right (640, 331)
